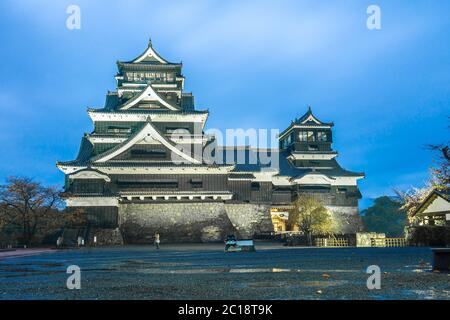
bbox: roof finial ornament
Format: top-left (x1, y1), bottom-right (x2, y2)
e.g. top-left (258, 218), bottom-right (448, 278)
top-left (148, 37), bottom-right (153, 47)
top-left (307, 105), bottom-right (312, 113)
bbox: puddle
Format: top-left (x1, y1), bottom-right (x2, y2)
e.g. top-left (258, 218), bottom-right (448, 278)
top-left (246, 280), bottom-right (348, 289)
top-left (136, 267), bottom-right (362, 274)
top-left (137, 268), bottom-right (305, 274)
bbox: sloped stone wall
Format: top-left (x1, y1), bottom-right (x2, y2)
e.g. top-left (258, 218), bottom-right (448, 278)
top-left (119, 202), bottom-right (235, 243)
top-left (117, 202), bottom-right (360, 243)
top-left (118, 202), bottom-right (274, 243)
top-left (225, 203), bottom-right (273, 238)
top-left (90, 228), bottom-right (124, 246)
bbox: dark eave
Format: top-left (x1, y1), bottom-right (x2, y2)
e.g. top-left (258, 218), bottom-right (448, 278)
top-left (87, 107), bottom-right (209, 115)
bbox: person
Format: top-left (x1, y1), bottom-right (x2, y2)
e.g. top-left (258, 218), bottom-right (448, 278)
top-left (56, 236), bottom-right (63, 247)
top-left (154, 232), bottom-right (160, 250)
top-left (77, 236), bottom-right (84, 247)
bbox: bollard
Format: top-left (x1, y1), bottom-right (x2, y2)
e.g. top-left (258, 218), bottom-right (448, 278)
top-left (432, 248), bottom-right (450, 272)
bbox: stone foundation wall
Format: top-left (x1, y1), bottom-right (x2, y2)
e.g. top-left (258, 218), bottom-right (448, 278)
top-left (225, 203), bottom-right (273, 238)
top-left (116, 202), bottom-right (360, 243)
top-left (325, 205), bottom-right (364, 234)
top-left (89, 228), bottom-right (124, 246)
top-left (118, 202), bottom-right (273, 243)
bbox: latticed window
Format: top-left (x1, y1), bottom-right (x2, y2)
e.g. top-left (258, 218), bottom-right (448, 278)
top-left (130, 148), bottom-right (166, 159)
top-left (117, 180), bottom-right (178, 189)
top-left (251, 182), bottom-right (261, 191)
top-left (299, 131), bottom-right (308, 141)
top-left (317, 131), bottom-right (328, 142)
top-left (72, 180), bottom-right (104, 194)
top-left (190, 179), bottom-right (203, 189)
top-left (107, 126), bottom-right (131, 133)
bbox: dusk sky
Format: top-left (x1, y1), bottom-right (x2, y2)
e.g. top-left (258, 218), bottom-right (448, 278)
top-left (0, 0), bottom-right (449, 206)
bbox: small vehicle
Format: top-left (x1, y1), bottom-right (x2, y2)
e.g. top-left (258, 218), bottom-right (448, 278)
top-left (224, 234), bottom-right (255, 252)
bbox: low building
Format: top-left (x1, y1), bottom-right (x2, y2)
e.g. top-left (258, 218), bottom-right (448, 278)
top-left (57, 39), bottom-right (365, 243)
top-left (413, 190), bottom-right (450, 226)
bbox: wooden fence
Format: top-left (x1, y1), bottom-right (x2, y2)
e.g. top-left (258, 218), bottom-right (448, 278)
top-left (315, 238), bottom-right (349, 247)
top-left (315, 237), bottom-right (406, 248)
top-left (371, 237), bottom-right (406, 247)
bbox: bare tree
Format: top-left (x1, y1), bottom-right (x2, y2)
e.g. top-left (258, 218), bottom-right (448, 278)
top-left (0, 177), bottom-right (62, 246)
top-left (394, 185), bottom-right (432, 224)
top-left (427, 144), bottom-right (450, 190)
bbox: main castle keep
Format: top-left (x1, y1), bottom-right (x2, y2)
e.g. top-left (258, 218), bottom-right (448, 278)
top-left (57, 40), bottom-right (365, 243)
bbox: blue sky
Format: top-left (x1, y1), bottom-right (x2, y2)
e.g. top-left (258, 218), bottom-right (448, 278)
top-left (0, 0), bottom-right (449, 205)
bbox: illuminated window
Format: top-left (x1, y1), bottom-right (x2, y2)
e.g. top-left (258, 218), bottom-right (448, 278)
top-left (299, 131), bottom-right (307, 141)
top-left (317, 132), bottom-right (327, 142)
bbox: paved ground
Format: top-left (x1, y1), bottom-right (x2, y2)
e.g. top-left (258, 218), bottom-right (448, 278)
top-left (0, 244), bottom-right (449, 300)
top-left (0, 248), bottom-right (57, 259)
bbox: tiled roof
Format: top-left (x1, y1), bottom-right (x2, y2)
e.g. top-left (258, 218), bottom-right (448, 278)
top-left (293, 107), bottom-right (334, 126)
top-left (88, 108), bottom-right (208, 115)
top-left (213, 148), bottom-right (364, 177)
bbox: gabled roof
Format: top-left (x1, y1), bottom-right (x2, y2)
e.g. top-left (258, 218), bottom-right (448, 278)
top-left (279, 107), bottom-right (333, 140)
top-left (69, 168), bottom-right (111, 182)
top-left (294, 106), bottom-right (334, 127)
top-left (118, 83), bottom-right (178, 110)
top-left (413, 189), bottom-right (450, 216)
top-left (91, 118), bottom-right (201, 164)
top-left (210, 147), bottom-right (364, 178)
top-left (125, 38), bottom-right (179, 65)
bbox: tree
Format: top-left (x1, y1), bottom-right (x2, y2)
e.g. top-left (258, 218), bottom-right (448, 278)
top-left (395, 184), bottom-right (432, 224)
top-left (427, 143), bottom-right (449, 191)
top-left (426, 119), bottom-right (449, 191)
top-left (361, 196), bottom-right (407, 237)
top-left (0, 177), bottom-right (63, 246)
top-left (395, 124), bottom-right (449, 223)
top-left (288, 195), bottom-right (334, 246)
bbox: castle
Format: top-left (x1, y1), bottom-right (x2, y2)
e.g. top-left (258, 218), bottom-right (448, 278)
top-left (57, 40), bottom-right (364, 243)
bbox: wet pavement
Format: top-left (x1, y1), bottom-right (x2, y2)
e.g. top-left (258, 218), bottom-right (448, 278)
top-left (0, 244), bottom-right (449, 300)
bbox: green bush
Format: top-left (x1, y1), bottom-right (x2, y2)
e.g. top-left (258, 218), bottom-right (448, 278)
top-left (407, 226), bottom-right (450, 247)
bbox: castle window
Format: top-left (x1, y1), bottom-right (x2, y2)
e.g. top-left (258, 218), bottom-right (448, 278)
top-left (166, 127), bottom-right (190, 134)
top-left (107, 126), bottom-right (131, 133)
top-left (190, 179), bottom-right (203, 189)
top-left (307, 131), bottom-right (315, 141)
top-left (251, 182), bottom-right (261, 191)
top-left (286, 134), bottom-right (292, 145)
top-left (72, 180), bottom-right (104, 194)
top-left (117, 179), bottom-right (178, 189)
top-left (299, 131), bottom-right (307, 141)
top-left (317, 131), bottom-right (328, 142)
top-left (298, 185), bottom-right (330, 193)
top-left (130, 149), bottom-right (166, 159)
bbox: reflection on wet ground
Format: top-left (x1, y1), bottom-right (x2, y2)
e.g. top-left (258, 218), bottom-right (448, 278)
top-left (0, 244), bottom-right (449, 300)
